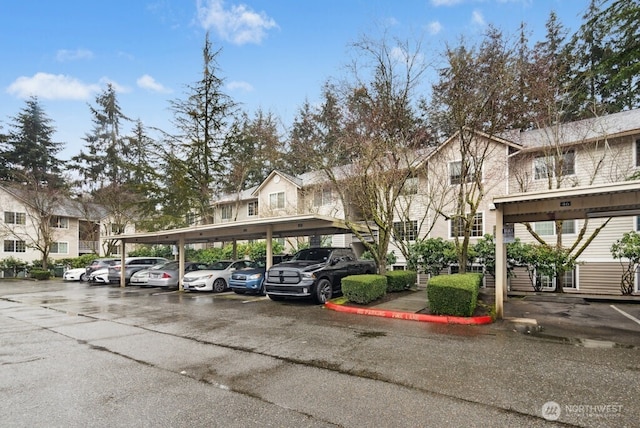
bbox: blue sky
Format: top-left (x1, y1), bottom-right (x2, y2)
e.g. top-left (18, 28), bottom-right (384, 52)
top-left (0, 0), bottom-right (589, 161)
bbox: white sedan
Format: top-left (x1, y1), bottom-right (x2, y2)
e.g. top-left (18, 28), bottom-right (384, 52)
top-left (63, 268), bottom-right (87, 281)
top-left (89, 267), bottom-right (110, 284)
top-left (182, 260), bottom-right (257, 292)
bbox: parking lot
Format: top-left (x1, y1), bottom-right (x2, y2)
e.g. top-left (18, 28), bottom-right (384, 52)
top-left (1, 279), bottom-right (639, 427)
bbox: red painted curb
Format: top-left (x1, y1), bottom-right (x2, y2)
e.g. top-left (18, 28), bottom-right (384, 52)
top-left (324, 301), bottom-right (494, 325)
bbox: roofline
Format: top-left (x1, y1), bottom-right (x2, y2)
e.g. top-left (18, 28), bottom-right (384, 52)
top-left (494, 180), bottom-right (640, 205)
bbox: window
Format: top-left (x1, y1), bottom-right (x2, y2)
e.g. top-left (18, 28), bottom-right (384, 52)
top-left (269, 192), bottom-right (285, 210)
top-left (538, 269), bottom-right (577, 290)
top-left (636, 216), bottom-right (640, 232)
top-left (636, 139), bottom-right (640, 168)
top-left (534, 150), bottom-right (575, 180)
top-left (449, 160), bottom-right (479, 185)
top-left (186, 212), bottom-right (197, 225)
top-left (248, 201), bottom-right (258, 216)
top-left (401, 176), bottom-right (418, 195)
top-left (534, 220), bottom-right (576, 236)
top-left (50, 216), bottom-right (69, 229)
top-left (450, 212), bottom-right (484, 238)
top-left (221, 205), bottom-right (232, 220)
top-left (4, 240), bottom-right (26, 253)
top-left (313, 188), bottom-right (332, 206)
top-left (50, 242), bottom-right (68, 254)
top-left (111, 223), bottom-right (125, 234)
top-left (393, 220), bottom-right (418, 241)
top-left (4, 211), bottom-right (26, 225)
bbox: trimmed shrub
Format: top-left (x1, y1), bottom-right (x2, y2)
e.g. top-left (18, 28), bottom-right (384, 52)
top-left (427, 273), bottom-right (482, 317)
top-left (385, 270), bottom-right (417, 292)
top-left (30, 269), bottom-right (52, 280)
top-left (341, 274), bottom-right (387, 304)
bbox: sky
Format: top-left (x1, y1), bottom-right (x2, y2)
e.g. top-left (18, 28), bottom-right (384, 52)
top-left (0, 0), bottom-right (590, 161)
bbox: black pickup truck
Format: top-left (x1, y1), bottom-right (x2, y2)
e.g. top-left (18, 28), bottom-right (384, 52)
top-left (264, 247), bottom-right (377, 304)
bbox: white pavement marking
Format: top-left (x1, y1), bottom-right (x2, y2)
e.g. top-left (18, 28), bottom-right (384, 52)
top-left (610, 305), bottom-right (640, 326)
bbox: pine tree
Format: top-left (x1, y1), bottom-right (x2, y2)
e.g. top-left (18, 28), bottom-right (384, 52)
top-left (2, 97), bottom-right (64, 186)
top-left (71, 84), bottom-right (130, 190)
top-left (164, 32), bottom-right (239, 224)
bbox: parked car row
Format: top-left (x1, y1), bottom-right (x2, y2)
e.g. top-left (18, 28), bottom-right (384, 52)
top-left (64, 256), bottom-right (277, 294)
top-left (62, 248), bottom-right (376, 303)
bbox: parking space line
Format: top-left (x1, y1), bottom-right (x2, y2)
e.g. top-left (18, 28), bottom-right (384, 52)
top-left (610, 305), bottom-right (640, 326)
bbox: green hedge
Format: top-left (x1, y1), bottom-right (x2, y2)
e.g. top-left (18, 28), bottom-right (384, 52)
top-left (385, 270), bottom-right (417, 292)
top-left (30, 269), bottom-right (52, 280)
top-left (427, 273), bottom-right (482, 317)
top-left (341, 274), bottom-right (387, 304)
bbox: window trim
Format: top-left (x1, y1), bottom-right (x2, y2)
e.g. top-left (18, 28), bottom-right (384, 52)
top-left (534, 149), bottom-right (576, 180)
top-left (3, 239), bottom-right (26, 253)
top-left (220, 205), bottom-right (233, 221)
top-left (247, 200), bottom-right (258, 217)
top-left (449, 212), bottom-right (484, 238)
top-left (50, 241), bottom-right (69, 254)
top-left (533, 219), bottom-right (577, 236)
top-left (269, 191), bottom-right (285, 210)
top-left (4, 211), bottom-right (26, 225)
top-left (393, 220), bottom-right (418, 242)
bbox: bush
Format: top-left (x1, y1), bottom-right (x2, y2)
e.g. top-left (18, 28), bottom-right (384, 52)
top-left (385, 270), bottom-right (417, 292)
top-left (30, 269), bottom-right (52, 280)
top-left (427, 273), bottom-right (482, 317)
top-left (341, 274), bottom-right (387, 304)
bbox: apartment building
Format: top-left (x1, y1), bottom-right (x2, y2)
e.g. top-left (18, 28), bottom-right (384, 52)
top-left (204, 109), bottom-right (640, 295)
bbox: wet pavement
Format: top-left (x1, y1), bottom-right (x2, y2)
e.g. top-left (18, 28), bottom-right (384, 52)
top-left (1, 279), bottom-right (639, 427)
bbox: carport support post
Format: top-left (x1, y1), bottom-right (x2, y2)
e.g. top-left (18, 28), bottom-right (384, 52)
top-left (495, 206), bottom-right (505, 319)
top-left (266, 225), bottom-right (273, 269)
top-left (178, 236), bottom-right (185, 292)
top-left (120, 240), bottom-right (126, 288)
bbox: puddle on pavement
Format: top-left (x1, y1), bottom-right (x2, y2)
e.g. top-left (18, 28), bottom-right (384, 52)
top-left (526, 331), bottom-right (637, 349)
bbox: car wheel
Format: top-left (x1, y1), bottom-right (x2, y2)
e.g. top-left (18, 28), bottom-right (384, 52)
top-left (80, 273), bottom-right (86, 282)
top-left (268, 294), bottom-right (285, 301)
top-left (314, 279), bottom-right (332, 304)
top-left (212, 278), bottom-right (226, 293)
top-left (258, 280), bottom-right (266, 296)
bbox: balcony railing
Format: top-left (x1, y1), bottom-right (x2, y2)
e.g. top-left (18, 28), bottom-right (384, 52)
top-left (79, 241), bottom-right (99, 254)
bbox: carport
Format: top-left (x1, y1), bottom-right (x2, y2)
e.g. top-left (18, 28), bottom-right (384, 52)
top-left (493, 180), bottom-right (640, 319)
top-left (111, 214), bottom-right (372, 290)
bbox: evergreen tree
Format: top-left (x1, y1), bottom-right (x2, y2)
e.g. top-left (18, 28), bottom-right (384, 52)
top-left (2, 97), bottom-right (64, 186)
top-left (164, 32), bottom-right (239, 224)
top-left (71, 84), bottom-right (130, 190)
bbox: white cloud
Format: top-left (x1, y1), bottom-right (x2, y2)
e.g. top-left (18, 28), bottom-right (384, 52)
top-left (472, 10), bottom-right (486, 26)
top-left (427, 21), bottom-right (443, 35)
top-left (227, 80), bottom-right (253, 92)
top-left (56, 48), bottom-right (94, 62)
top-left (196, 0), bottom-right (278, 45)
top-left (137, 74), bottom-right (171, 93)
top-left (6, 72), bottom-right (100, 100)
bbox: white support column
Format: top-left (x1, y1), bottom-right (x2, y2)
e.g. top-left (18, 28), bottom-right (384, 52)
top-left (178, 236), bottom-right (185, 292)
top-left (495, 206), bottom-right (505, 319)
top-left (266, 226), bottom-right (273, 269)
top-left (119, 240), bottom-right (126, 288)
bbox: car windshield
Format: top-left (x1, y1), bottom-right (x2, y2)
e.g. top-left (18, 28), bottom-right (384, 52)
top-left (162, 261), bottom-right (180, 270)
top-left (207, 261), bottom-right (233, 270)
top-left (291, 249), bottom-right (332, 262)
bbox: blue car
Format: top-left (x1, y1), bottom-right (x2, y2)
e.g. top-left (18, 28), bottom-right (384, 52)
top-left (229, 255), bottom-right (290, 295)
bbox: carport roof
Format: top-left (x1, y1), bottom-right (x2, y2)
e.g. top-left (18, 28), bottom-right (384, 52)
top-left (113, 214), bottom-right (370, 245)
top-left (493, 179), bottom-right (640, 224)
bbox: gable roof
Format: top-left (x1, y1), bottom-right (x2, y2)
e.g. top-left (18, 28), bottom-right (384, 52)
top-left (499, 109), bottom-right (640, 151)
top-left (0, 183), bottom-right (106, 221)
